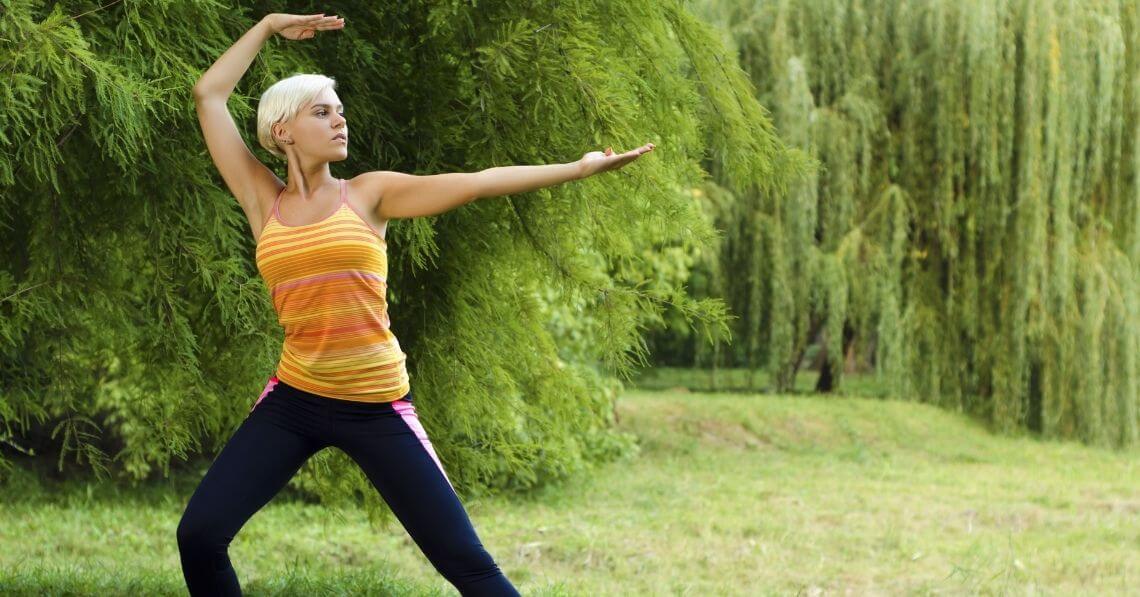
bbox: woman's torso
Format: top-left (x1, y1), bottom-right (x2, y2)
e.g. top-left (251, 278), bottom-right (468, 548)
top-left (254, 178), bottom-right (410, 402)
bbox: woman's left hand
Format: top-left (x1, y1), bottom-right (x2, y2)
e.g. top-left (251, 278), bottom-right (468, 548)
top-left (576, 142), bottom-right (656, 179)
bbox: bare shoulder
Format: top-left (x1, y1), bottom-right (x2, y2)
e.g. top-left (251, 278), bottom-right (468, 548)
top-left (346, 170), bottom-right (413, 202)
top-left (346, 171), bottom-right (388, 211)
top-left (346, 172), bottom-right (395, 238)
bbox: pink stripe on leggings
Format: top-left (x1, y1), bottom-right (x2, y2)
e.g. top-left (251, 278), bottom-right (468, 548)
top-left (392, 400), bottom-right (455, 491)
top-left (251, 376), bottom-right (279, 412)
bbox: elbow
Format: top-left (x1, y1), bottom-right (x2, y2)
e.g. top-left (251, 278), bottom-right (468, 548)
top-left (191, 80), bottom-right (220, 101)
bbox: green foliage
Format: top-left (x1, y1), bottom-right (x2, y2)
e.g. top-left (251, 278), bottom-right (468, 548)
top-left (691, 0), bottom-right (1140, 447)
top-left (0, 0), bottom-right (801, 520)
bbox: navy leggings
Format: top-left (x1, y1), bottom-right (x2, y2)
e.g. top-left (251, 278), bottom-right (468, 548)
top-left (176, 376), bottom-right (519, 596)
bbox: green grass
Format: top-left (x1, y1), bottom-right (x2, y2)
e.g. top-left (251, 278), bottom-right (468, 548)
top-left (2, 388), bottom-right (1137, 595)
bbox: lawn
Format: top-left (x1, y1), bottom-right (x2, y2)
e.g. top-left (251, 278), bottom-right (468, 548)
top-left (2, 387), bottom-right (1137, 595)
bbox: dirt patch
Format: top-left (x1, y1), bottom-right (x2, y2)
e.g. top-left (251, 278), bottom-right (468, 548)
top-left (1090, 499), bottom-right (1140, 515)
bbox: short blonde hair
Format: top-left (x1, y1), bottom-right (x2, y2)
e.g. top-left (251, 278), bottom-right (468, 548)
top-left (256, 73), bottom-right (337, 160)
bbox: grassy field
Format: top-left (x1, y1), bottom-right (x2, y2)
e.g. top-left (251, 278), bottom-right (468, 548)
top-left (2, 387), bottom-right (1137, 595)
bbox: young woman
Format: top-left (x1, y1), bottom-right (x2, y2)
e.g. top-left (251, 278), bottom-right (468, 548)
top-left (177, 11), bottom-right (654, 597)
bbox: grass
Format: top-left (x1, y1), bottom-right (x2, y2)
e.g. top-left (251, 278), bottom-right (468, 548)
top-left (2, 386), bottom-right (1137, 595)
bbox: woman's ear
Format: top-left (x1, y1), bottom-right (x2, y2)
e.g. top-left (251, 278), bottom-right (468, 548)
top-left (272, 122), bottom-right (292, 145)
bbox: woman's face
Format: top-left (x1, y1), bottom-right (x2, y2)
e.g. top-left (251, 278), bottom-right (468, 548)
top-left (276, 87), bottom-right (348, 162)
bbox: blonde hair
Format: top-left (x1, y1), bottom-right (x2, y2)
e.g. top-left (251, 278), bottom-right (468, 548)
top-left (257, 73), bottom-right (337, 160)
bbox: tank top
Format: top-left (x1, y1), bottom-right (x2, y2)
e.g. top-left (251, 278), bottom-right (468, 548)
top-left (254, 178), bottom-right (411, 402)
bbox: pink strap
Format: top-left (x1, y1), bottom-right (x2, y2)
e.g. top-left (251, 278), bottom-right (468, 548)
top-left (263, 185), bottom-right (287, 229)
top-left (271, 185), bottom-right (287, 224)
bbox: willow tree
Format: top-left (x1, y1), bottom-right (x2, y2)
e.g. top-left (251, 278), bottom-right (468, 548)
top-left (692, 0), bottom-right (1140, 447)
top-left (0, 0), bottom-right (805, 519)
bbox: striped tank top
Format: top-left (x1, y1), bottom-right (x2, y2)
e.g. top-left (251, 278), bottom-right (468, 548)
top-left (254, 178), bottom-right (411, 402)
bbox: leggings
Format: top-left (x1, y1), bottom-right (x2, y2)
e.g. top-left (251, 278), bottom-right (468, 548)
top-left (176, 376), bottom-right (520, 596)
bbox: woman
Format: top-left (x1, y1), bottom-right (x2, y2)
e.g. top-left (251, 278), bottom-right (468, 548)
top-left (176, 11), bottom-right (655, 597)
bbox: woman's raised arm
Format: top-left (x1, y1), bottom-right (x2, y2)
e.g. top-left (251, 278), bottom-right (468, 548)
top-left (190, 13), bottom-right (343, 234)
top-left (193, 13), bottom-right (342, 98)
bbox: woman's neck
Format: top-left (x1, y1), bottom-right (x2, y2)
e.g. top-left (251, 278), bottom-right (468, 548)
top-left (285, 159), bottom-right (336, 200)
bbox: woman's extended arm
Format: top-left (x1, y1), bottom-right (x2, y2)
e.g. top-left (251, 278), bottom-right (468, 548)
top-left (370, 143), bottom-right (657, 220)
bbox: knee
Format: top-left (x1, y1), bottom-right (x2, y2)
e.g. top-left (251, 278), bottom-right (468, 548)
top-left (176, 511), bottom-right (204, 552)
top-left (177, 507), bottom-right (226, 554)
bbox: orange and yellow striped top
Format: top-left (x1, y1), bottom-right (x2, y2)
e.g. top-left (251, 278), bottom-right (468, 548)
top-left (254, 178), bottom-right (410, 402)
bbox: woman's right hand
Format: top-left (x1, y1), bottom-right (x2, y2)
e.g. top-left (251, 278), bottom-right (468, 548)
top-left (264, 13), bottom-right (344, 40)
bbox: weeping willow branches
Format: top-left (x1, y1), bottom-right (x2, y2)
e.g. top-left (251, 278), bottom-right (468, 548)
top-left (696, 0), bottom-right (1139, 447)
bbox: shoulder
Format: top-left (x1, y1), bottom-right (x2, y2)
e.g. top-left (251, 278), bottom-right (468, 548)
top-left (346, 171), bottom-right (405, 211)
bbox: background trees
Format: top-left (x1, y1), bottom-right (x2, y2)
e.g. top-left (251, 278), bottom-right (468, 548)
top-left (663, 0), bottom-right (1139, 447)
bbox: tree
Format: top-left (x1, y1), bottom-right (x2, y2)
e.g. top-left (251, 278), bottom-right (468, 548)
top-left (0, 0), bottom-right (806, 523)
top-left (691, 0), bottom-right (1140, 447)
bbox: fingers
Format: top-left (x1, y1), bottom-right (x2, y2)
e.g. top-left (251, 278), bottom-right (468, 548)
top-left (618, 145), bottom-right (652, 159)
top-left (597, 142), bottom-right (655, 154)
top-left (583, 141), bottom-right (656, 175)
top-left (609, 143), bottom-right (657, 171)
top-left (295, 14), bottom-right (344, 29)
top-left (311, 16), bottom-right (344, 29)
top-left (610, 142), bottom-right (656, 157)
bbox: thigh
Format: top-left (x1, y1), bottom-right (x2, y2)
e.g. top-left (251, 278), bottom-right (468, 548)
top-left (334, 399), bottom-right (489, 564)
top-left (179, 401), bottom-right (323, 538)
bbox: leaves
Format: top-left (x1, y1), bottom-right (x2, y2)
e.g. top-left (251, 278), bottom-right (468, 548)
top-left (0, 0), bottom-right (803, 517)
top-left (690, 0), bottom-right (1140, 447)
